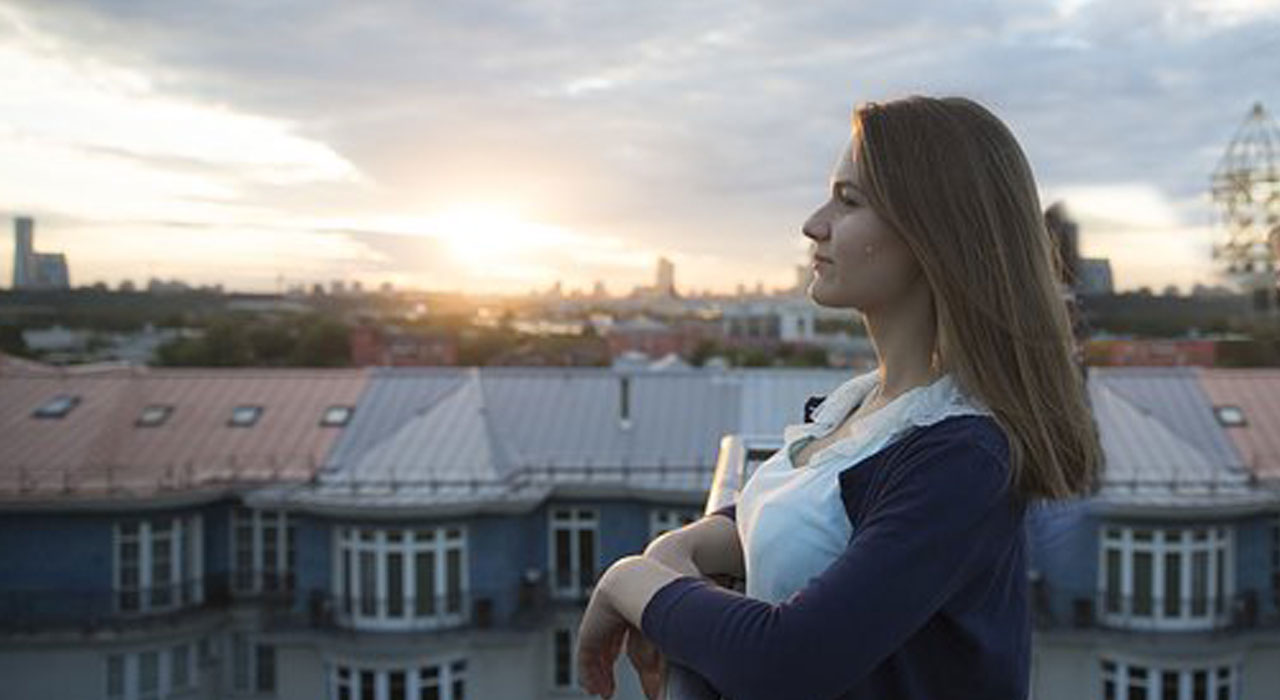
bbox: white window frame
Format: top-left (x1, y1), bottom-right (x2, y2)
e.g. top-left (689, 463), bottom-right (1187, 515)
top-left (332, 526), bottom-right (469, 631)
top-left (649, 507), bottom-right (700, 544)
top-left (327, 657), bottom-right (467, 700)
top-left (549, 506), bottom-right (599, 599)
top-left (1099, 653), bottom-right (1240, 700)
top-left (550, 626), bottom-right (577, 690)
top-left (230, 632), bottom-right (276, 695)
top-left (105, 642), bottom-right (196, 700)
top-left (113, 514), bottom-right (204, 614)
top-left (231, 507), bottom-right (296, 594)
top-left (1098, 524), bottom-right (1233, 631)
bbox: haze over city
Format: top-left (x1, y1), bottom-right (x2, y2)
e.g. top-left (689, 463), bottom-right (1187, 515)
top-left (1, 0), bottom-right (1277, 295)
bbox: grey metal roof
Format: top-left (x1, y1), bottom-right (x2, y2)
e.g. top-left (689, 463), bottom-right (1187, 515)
top-left (1086, 366), bottom-right (1259, 509)
top-left (268, 366), bottom-right (851, 509)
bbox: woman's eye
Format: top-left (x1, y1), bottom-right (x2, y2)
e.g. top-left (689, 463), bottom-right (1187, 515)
top-left (835, 183), bottom-right (858, 206)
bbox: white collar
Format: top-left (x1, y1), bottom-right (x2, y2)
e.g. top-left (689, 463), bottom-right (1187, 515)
top-left (782, 369), bottom-right (992, 461)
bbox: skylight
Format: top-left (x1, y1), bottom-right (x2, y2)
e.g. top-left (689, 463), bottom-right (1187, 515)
top-left (33, 394), bottom-right (79, 419)
top-left (229, 405), bottom-right (264, 427)
top-left (1213, 405), bottom-right (1246, 427)
top-left (136, 404), bottom-right (174, 427)
top-left (321, 405), bottom-right (354, 427)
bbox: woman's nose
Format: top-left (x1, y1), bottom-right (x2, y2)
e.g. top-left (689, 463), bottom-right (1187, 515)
top-left (802, 206), bottom-right (830, 241)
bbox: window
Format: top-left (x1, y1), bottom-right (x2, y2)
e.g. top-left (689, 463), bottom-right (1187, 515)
top-left (329, 659), bottom-right (467, 700)
top-left (136, 404), bottom-right (174, 427)
top-left (33, 394), bottom-right (79, 418)
top-left (551, 627), bottom-right (576, 690)
top-left (1100, 657), bottom-right (1238, 700)
top-left (114, 514), bottom-right (204, 613)
top-left (232, 507), bottom-right (296, 593)
top-left (171, 644), bottom-right (191, 690)
top-left (550, 507), bottom-right (598, 599)
top-left (231, 633), bottom-right (276, 695)
top-left (105, 643), bottom-right (196, 700)
top-left (334, 526), bottom-right (468, 630)
top-left (1213, 405), bottom-right (1246, 427)
top-left (1099, 525), bottom-right (1233, 630)
top-left (229, 405), bottom-right (263, 427)
top-left (649, 508), bottom-right (700, 543)
top-left (322, 405), bottom-right (355, 427)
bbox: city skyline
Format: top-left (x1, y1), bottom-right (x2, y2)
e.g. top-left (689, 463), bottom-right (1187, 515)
top-left (1, 1), bottom-right (1277, 295)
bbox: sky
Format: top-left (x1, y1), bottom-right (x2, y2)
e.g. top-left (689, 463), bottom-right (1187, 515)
top-left (0, 0), bottom-right (1277, 296)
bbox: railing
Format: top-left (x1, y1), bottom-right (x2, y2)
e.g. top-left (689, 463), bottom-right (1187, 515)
top-left (0, 570), bottom-right (559, 637)
top-left (263, 577), bottom-right (556, 636)
top-left (662, 434), bottom-right (778, 700)
top-left (1030, 586), bottom-right (1280, 634)
top-left (0, 573), bottom-right (233, 634)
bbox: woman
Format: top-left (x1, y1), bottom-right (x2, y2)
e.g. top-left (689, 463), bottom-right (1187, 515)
top-left (577, 95), bottom-right (1102, 700)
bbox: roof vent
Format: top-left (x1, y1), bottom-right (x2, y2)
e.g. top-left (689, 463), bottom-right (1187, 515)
top-left (619, 375), bottom-right (631, 430)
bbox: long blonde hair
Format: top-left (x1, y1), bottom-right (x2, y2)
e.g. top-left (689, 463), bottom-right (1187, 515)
top-left (853, 95), bottom-right (1102, 503)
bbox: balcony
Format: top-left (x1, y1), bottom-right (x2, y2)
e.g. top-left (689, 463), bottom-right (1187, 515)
top-left (0, 573), bottom-right (231, 636)
top-left (1031, 585), bottom-right (1279, 636)
top-left (262, 574), bottom-right (555, 637)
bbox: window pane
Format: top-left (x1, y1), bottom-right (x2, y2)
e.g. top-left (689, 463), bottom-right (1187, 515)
top-left (1164, 552), bottom-right (1182, 617)
top-left (554, 629), bottom-right (572, 686)
top-left (232, 633), bottom-right (249, 691)
top-left (152, 534), bottom-right (172, 607)
top-left (172, 644), bottom-right (190, 688)
top-left (361, 670), bottom-right (376, 700)
top-left (578, 529), bottom-right (595, 590)
top-left (1105, 549), bottom-right (1121, 613)
top-left (1161, 671), bottom-right (1178, 700)
top-left (1193, 670), bottom-right (1207, 700)
top-left (343, 548), bottom-right (353, 614)
top-left (554, 529), bottom-right (571, 589)
top-left (446, 548), bottom-right (462, 614)
top-left (360, 551), bottom-right (377, 616)
top-left (1215, 548), bottom-right (1225, 615)
top-left (1193, 550), bottom-right (1209, 615)
top-left (140, 651), bottom-right (159, 695)
top-left (388, 552), bottom-right (405, 617)
top-left (263, 517), bottom-right (279, 590)
top-left (235, 516), bottom-right (255, 592)
top-left (389, 670), bottom-right (406, 700)
top-left (416, 551), bottom-right (436, 616)
top-left (1133, 551), bottom-right (1152, 616)
top-left (106, 655), bottom-right (124, 699)
top-left (255, 644), bottom-right (276, 692)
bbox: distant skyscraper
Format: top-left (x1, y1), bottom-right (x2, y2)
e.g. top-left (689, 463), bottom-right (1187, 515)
top-left (11, 216), bottom-right (69, 290)
top-left (13, 216), bottom-right (32, 288)
top-left (656, 257), bottom-right (675, 296)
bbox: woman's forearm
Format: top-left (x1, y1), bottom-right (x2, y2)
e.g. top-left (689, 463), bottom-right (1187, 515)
top-left (601, 554), bottom-right (688, 629)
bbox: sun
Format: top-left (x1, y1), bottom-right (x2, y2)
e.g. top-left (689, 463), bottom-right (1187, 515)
top-left (425, 204), bottom-right (578, 269)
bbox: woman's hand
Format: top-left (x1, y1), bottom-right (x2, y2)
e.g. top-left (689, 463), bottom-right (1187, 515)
top-left (625, 626), bottom-right (667, 700)
top-left (577, 579), bottom-right (631, 698)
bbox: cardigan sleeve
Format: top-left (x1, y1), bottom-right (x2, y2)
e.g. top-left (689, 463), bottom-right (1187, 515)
top-left (708, 502), bottom-right (736, 522)
top-left (639, 427), bottom-right (1019, 700)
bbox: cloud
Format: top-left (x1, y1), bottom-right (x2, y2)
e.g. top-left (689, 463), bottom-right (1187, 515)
top-left (1, 0), bottom-right (1277, 293)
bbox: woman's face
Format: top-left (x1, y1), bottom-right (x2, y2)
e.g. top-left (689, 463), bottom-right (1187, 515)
top-left (802, 138), bottom-right (921, 311)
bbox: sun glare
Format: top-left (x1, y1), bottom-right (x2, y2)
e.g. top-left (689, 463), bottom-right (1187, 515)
top-left (419, 205), bottom-right (582, 267)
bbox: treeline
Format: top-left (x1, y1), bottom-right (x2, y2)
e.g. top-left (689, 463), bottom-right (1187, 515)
top-left (155, 314), bottom-right (350, 367)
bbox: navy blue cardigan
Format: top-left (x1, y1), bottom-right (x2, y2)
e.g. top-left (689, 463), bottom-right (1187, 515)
top-left (640, 410), bottom-right (1030, 700)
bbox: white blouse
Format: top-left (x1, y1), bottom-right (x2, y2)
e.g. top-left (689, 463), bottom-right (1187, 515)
top-left (735, 368), bottom-right (995, 604)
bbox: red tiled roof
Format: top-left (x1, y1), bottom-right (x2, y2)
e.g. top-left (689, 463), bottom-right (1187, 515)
top-left (0, 365), bottom-right (370, 502)
top-left (1197, 367), bottom-right (1280, 482)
